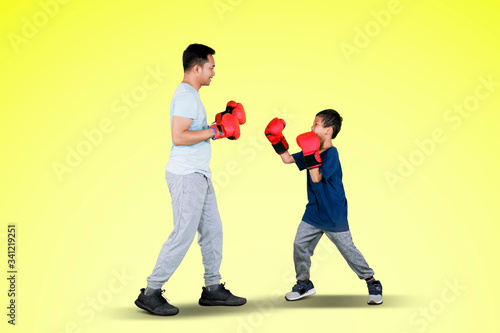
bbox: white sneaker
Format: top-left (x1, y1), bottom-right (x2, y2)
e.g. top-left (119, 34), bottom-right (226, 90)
top-left (367, 279), bottom-right (383, 305)
top-left (285, 280), bottom-right (316, 301)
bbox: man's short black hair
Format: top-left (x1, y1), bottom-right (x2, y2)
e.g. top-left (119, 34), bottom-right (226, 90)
top-left (182, 44), bottom-right (215, 72)
top-left (316, 109), bottom-right (343, 139)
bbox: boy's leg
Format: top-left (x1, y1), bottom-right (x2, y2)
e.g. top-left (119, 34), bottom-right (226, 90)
top-left (294, 221), bottom-right (324, 281)
top-left (146, 172), bottom-right (208, 289)
top-left (324, 230), bottom-right (374, 279)
top-left (197, 175), bottom-right (223, 287)
top-left (285, 221), bottom-right (322, 301)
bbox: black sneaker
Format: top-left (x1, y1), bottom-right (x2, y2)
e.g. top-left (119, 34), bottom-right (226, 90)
top-left (135, 288), bottom-right (179, 315)
top-left (367, 280), bottom-right (383, 305)
top-left (285, 280), bottom-right (316, 301)
top-left (198, 283), bottom-right (247, 306)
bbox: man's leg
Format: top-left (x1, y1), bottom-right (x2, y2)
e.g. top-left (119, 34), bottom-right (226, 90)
top-left (196, 175), bottom-right (246, 306)
top-left (146, 172), bottom-right (208, 289)
top-left (197, 175), bottom-right (223, 287)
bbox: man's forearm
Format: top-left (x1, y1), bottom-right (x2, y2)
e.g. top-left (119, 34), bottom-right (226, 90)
top-left (172, 128), bottom-right (215, 146)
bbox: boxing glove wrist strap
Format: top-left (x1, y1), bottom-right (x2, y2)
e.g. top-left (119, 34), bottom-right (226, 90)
top-left (210, 125), bottom-right (222, 140)
top-left (304, 153), bottom-right (321, 169)
top-left (272, 138), bottom-right (288, 155)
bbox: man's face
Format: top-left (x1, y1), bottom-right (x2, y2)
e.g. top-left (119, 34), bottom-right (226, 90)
top-left (198, 54), bottom-right (215, 87)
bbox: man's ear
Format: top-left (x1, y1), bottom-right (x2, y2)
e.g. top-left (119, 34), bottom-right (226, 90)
top-left (192, 63), bottom-right (201, 75)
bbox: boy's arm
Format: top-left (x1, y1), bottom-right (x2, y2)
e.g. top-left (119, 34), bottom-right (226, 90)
top-left (172, 115), bottom-right (214, 146)
top-left (308, 167), bottom-right (323, 183)
top-left (265, 118), bottom-right (289, 155)
top-left (280, 151), bottom-right (295, 164)
top-left (297, 132), bottom-right (323, 183)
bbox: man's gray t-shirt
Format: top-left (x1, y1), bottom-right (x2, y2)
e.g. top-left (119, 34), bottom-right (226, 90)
top-left (165, 83), bottom-right (212, 178)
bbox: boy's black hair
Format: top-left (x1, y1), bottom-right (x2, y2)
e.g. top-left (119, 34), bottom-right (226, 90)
top-left (182, 44), bottom-right (215, 72)
top-left (316, 109), bottom-right (343, 139)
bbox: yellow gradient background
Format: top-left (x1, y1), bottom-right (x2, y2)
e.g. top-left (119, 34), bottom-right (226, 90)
top-left (1, 0), bottom-right (499, 332)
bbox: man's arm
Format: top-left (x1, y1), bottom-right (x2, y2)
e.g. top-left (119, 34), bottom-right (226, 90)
top-left (171, 115), bottom-right (215, 146)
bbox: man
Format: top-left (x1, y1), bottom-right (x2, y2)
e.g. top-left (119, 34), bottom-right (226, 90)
top-left (135, 44), bottom-right (246, 316)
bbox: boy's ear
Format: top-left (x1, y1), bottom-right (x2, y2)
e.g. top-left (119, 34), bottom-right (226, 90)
top-left (328, 126), bottom-right (335, 136)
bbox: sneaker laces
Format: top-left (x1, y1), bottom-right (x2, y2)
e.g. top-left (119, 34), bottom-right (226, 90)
top-left (292, 281), bottom-right (309, 292)
top-left (219, 282), bottom-right (232, 294)
top-left (160, 289), bottom-right (172, 303)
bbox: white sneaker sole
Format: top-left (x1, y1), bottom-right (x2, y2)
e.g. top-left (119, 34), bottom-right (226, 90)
top-left (368, 295), bottom-right (383, 305)
top-left (285, 288), bottom-right (316, 301)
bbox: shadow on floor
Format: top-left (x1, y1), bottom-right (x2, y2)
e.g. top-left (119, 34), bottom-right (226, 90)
top-left (110, 294), bottom-right (416, 319)
top-left (276, 294), bottom-right (410, 308)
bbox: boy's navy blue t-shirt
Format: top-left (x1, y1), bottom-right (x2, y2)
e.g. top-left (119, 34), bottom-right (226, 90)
top-left (292, 146), bottom-right (349, 232)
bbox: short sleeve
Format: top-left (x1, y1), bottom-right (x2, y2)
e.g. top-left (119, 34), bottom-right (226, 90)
top-left (319, 148), bottom-right (339, 180)
top-left (172, 92), bottom-right (198, 119)
top-left (292, 151), bottom-right (307, 171)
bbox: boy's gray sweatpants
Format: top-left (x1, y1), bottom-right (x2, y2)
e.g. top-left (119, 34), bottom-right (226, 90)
top-left (294, 221), bottom-right (374, 281)
top-left (147, 171), bottom-right (223, 289)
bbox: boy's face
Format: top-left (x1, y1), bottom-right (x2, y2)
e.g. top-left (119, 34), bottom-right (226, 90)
top-left (311, 116), bottom-right (332, 140)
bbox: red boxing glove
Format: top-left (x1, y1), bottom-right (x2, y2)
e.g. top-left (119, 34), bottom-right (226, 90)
top-left (215, 101), bottom-right (246, 125)
top-left (296, 132), bottom-right (322, 169)
top-left (209, 114), bottom-right (241, 140)
top-left (265, 118), bottom-right (289, 154)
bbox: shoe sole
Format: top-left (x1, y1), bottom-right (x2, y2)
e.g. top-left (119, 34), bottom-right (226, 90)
top-left (198, 299), bottom-right (247, 306)
top-left (135, 299), bottom-right (179, 316)
top-left (285, 288), bottom-right (316, 301)
top-left (367, 294), bottom-right (383, 305)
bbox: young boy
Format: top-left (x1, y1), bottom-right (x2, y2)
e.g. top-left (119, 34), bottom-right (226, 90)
top-left (265, 109), bottom-right (382, 305)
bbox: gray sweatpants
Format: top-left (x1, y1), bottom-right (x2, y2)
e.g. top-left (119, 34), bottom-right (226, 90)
top-left (147, 171), bottom-right (223, 289)
top-left (294, 220), bottom-right (374, 281)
